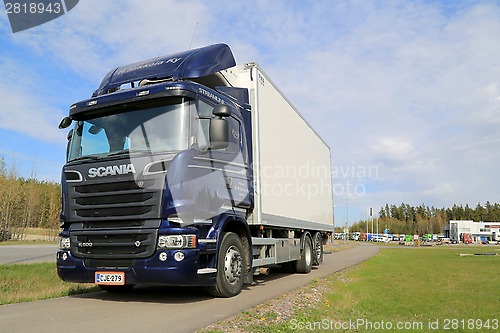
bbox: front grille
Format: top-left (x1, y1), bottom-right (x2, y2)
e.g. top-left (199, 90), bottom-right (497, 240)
top-left (69, 178), bottom-right (161, 222)
top-left (83, 220), bottom-right (146, 229)
top-left (70, 229), bottom-right (157, 259)
top-left (77, 206), bottom-right (153, 218)
top-left (73, 180), bottom-right (155, 193)
top-left (75, 193), bottom-right (154, 205)
top-left (65, 165), bottom-right (167, 262)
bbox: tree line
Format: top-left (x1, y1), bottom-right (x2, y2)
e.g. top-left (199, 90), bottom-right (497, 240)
top-left (0, 157), bottom-right (60, 241)
top-left (350, 202), bottom-right (500, 235)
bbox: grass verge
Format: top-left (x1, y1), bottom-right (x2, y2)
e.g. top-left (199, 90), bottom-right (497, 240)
top-left (201, 247), bottom-right (499, 332)
top-left (0, 263), bottom-right (98, 305)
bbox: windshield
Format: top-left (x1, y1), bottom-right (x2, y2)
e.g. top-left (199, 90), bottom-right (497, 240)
top-left (68, 98), bottom-right (191, 161)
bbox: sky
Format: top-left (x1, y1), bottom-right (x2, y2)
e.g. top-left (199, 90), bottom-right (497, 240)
top-left (1, 0), bottom-right (500, 226)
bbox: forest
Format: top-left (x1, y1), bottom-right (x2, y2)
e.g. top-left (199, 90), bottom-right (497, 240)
top-left (349, 202), bottom-right (500, 235)
top-left (0, 157), bottom-right (60, 241)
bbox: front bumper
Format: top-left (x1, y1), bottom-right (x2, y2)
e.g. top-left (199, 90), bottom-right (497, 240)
top-left (56, 248), bottom-right (215, 287)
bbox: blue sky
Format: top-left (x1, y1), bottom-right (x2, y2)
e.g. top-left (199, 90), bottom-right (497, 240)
top-left (1, 0), bottom-right (500, 226)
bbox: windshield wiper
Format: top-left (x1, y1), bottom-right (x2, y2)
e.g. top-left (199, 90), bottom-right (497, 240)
top-left (106, 149), bottom-right (151, 157)
top-left (106, 149), bottom-right (130, 157)
top-left (68, 155), bottom-right (101, 163)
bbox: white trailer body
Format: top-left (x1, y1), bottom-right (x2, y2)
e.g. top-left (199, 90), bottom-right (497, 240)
top-left (222, 63), bottom-right (334, 232)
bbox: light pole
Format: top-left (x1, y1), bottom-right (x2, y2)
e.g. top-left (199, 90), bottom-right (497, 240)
top-left (370, 207), bottom-right (373, 240)
top-left (366, 211), bottom-right (368, 238)
top-left (345, 189), bottom-right (349, 240)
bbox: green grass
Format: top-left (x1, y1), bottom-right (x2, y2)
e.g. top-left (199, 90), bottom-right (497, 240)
top-left (322, 248), bottom-right (499, 332)
top-left (204, 247), bottom-right (500, 333)
top-left (0, 263), bottom-right (98, 305)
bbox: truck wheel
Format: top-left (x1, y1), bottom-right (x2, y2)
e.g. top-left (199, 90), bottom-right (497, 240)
top-left (312, 232), bottom-right (323, 266)
top-left (294, 235), bottom-right (313, 273)
top-left (207, 232), bottom-right (245, 298)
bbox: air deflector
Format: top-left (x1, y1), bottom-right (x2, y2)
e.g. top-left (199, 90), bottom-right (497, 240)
top-left (93, 44), bottom-right (236, 97)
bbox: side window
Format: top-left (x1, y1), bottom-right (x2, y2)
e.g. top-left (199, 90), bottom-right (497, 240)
top-left (196, 100), bottom-right (213, 147)
top-left (198, 119), bottom-right (210, 147)
top-left (198, 100), bottom-right (214, 117)
top-left (196, 99), bottom-right (242, 154)
top-left (226, 117), bottom-right (241, 154)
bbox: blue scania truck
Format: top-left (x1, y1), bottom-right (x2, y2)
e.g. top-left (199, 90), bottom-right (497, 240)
top-left (57, 44), bottom-right (334, 297)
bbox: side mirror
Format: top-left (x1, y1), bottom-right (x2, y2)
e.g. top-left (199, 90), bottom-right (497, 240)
top-left (209, 117), bottom-right (229, 150)
top-left (209, 104), bottom-right (232, 150)
top-left (212, 104), bottom-right (232, 117)
top-left (58, 116), bottom-right (72, 129)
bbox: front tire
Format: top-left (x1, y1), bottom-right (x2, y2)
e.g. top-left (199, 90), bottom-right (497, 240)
top-left (207, 232), bottom-right (245, 298)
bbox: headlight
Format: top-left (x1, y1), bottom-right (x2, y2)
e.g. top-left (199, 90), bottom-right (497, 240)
top-left (157, 235), bottom-right (196, 249)
top-left (59, 237), bottom-right (71, 250)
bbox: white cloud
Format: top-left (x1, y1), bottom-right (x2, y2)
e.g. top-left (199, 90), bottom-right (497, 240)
top-left (0, 58), bottom-right (66, 143)
top-left (8, 0), bottom-right (210, 81)
top-left (370, 138), bottom-right (414, 162)
top-left (2, 0), bottom-right (500, 221)
top-left (1, 0), bottom-right (211, 142)
top-left (237, 1), bottom-right (500, 220)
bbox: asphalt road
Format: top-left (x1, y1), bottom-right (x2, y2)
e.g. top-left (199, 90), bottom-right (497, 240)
top-left (0, 244), bottom-right (57, 264)
top-left (0, 244), bottom-right (379, 333)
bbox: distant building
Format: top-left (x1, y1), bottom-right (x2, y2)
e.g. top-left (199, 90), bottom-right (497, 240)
top-left (448, 220), bottom-right (500, 244)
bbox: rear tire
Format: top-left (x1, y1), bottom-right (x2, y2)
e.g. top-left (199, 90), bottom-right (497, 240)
top-left (207, 232), bottom-right (245, 298)
top-left (294, 235), bottom-right (313, 273)
top-left (312, 232), bottom-right (324, 266)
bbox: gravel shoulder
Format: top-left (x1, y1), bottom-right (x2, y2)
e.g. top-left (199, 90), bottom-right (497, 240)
top-left (199, 243), bottom-right (375, 333)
